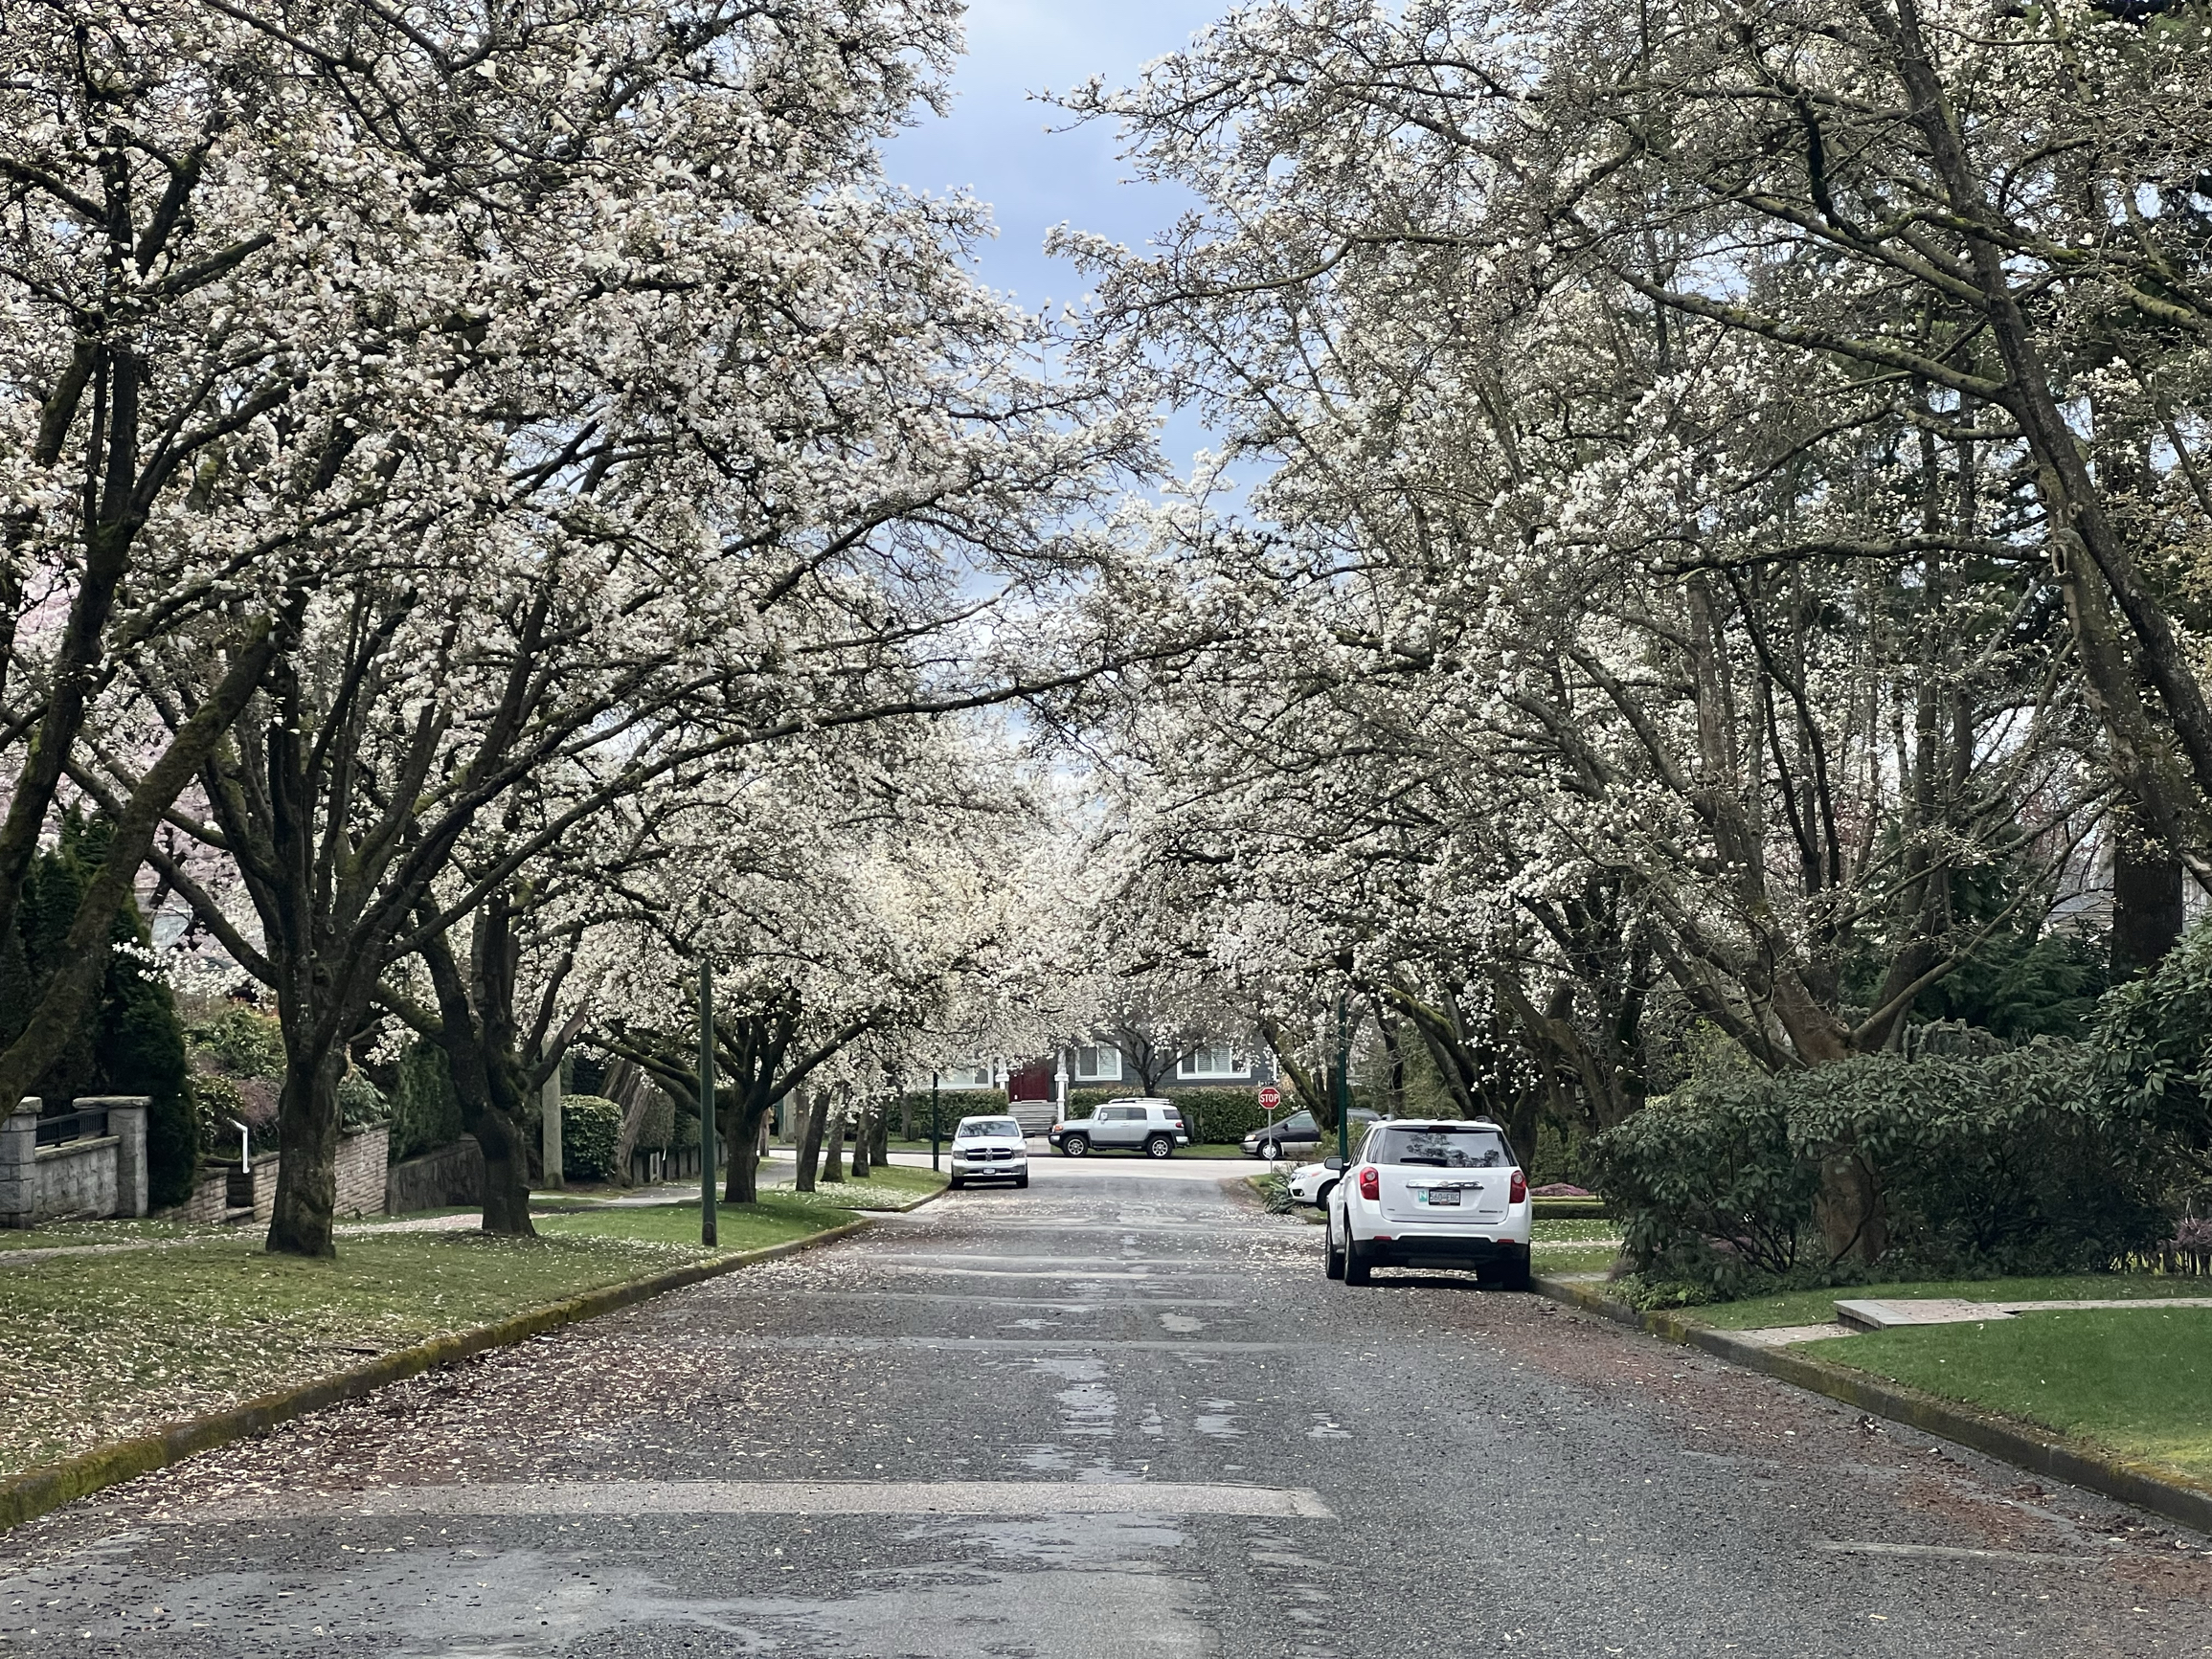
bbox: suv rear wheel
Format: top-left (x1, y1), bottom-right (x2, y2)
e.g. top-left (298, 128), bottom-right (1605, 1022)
top-left (1343, 1235), bottom-right (1374, 1286)
top-left (1324, 1222), bottom-right (1345, 1280)
top-left (1480, 1257), bottom-right (1531, 1292)
top-left (1060, 1133), bottom-right (1089, 1157)
top-left (1144, 1133), bottom-right (1174, 1159)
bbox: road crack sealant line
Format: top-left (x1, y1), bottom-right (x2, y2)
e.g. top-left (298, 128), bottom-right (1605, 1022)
top-left (1531, 1274), bottom-right (2212, 1536)
top-left (0, 1195), bottom-right (940, 1535)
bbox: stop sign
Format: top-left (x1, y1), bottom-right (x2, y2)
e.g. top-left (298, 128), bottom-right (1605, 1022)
top-left (1257, 1086), bottom-right (1280, 1111)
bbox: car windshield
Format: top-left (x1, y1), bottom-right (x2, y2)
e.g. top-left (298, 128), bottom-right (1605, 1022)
top-left (956, 1119), bottom-right (1021, 1139)
top-left (1371, 1126), bottom-right (1511, 1168)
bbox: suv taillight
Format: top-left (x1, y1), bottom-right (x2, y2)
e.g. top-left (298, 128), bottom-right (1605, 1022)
top-left (1358, 1167), bottom-right (1379, 1200)
top-left (1509, 1169), bottom-right (1527, 1204)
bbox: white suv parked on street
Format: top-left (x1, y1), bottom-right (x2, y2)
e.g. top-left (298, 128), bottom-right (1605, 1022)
top-left (1048, 1098), bottom-right (1189, 1158)
top-left (1325, 1119), bottom-right (1531, 1289)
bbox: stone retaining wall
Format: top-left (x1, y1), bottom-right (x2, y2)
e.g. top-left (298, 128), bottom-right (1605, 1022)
top-left (0, 1098), bottom-right (149, 1227)
top-left (385, 1135), bottom-right (482, 1213)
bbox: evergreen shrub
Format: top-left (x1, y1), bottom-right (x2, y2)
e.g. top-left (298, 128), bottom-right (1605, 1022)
top-left (187, 1006), bottom-right (286, 1080)
top-left (3, 814), bottom-right (196, 1204)
top-left (390, 1039), bottom-right (464, 1162)
top-left (337, 1070), bottom-right (389, 1129)
top-left (630, 1088), bottom-right (676, 1151)
top-left (560, 1093), bottom-right (624, 1181)
top-left (897, 1089), bottom-right (1005, 1135)
top-left (1593, 1043), bottom-right (2174, 1301)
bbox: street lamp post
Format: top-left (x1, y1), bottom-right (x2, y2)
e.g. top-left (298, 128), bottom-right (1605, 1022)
top-left (699, 960), bottom-right (716, 1247)
top-left (1335, 993), bottom-right (1351, 1168)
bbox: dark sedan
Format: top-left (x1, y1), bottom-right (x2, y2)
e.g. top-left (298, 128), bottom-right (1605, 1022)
top-left (1242, 1109), bottom-right (1380, 1160)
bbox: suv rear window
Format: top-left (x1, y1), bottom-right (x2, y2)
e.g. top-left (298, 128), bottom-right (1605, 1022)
top-left (1370, 1126), bottom-right (1512, 1168)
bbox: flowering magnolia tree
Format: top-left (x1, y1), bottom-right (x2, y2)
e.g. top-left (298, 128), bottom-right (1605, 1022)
top-left (10, 0), bottom-right (1153, 1256)
top-left (578, 718), bottom-right (1052, 1208)
top-left (1051, 0), bottom-right (2212, 1249)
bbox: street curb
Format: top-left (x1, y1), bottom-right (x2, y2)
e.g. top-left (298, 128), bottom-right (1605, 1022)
top-left (0, 1216), bottom-right (874, 1534)
top-left (1531, 1275), bottom-right (2212, 1536)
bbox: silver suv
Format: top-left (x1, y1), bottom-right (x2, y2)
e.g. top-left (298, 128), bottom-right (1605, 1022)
top-left (1048, 1098), bottom-right (1190, 1158)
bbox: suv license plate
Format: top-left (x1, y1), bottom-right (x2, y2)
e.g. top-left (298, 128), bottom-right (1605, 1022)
top-left (1422, 1189), bottom-right (1459, 1206)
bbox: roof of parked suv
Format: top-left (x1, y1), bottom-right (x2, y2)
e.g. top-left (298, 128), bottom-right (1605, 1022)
top-left (1372, 1117), bottom-right (1502, 1131)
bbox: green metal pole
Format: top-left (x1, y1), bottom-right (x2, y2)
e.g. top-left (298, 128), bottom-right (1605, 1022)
top-left (1336, 993), bottom-right (1351, 1166)
top-left (699, 960), bottom-right (716, 1247)
top-left (930, 1070), bottom-right (941, 1173)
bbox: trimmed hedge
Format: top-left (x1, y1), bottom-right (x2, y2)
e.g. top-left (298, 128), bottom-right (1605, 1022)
top-left (897, 1090), bottom-right (1006, 1136)
top-left (389, 1039), bottom-right (463, 1163)
top-left (628, 1088), bottom-right (676, 1152)
top-left (560, 1094), bottom-right (624, 1182)
top-left (1593, 1042), bottom-right (2174, 1301)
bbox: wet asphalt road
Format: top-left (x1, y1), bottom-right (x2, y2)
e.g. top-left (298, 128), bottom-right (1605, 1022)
top-left (2, 1160), bottom-right (2208, 1657)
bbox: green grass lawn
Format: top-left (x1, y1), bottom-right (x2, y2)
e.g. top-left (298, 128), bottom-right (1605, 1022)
top-left (1534, 1218), bottom-right (1617, 1243)
top-left (1687, 1272), bottom-right (2212, 1331)
top-left (799, 1165), bottom-right (947, 1207)
top-left (0, 1209), bottom-right (854, 1478)
top-left (1815, 1308), bottom-right (2212, 1481)
top-left (0, 1218), bottom-right (220, 1250)
top-left (531, 1199), bottom-right (844, 1250)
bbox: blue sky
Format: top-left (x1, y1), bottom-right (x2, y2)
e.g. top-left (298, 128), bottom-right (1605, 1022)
top-left (882, 0), bottom-right (1231, 474)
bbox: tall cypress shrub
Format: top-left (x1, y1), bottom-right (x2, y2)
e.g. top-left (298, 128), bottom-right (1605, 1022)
top-left (3, 814), bottom-right (196, 1205)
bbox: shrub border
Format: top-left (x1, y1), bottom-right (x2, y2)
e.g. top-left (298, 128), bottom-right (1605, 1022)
top-left (1531, 1274), bottom-right (2212, 1536)
top-left (0, 1214), bottom-right (881, 1533)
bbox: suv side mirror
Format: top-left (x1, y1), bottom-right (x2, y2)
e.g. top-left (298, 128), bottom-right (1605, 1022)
top-left (1323, 1156), bottom-right (1344, 1172)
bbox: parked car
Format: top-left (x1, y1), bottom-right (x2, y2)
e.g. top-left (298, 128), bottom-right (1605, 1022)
top-left (948, 1115), bottom-right (1029, 1189)
top-left (1242, 1109), bottom-right (1381, 1161)
top-left (1325, 1118), bottom-right (1531, 1289)
top-left (1048, 1098), bottom-right (1189, 1158)
top-left (1287, 1158), bottom-right (1343, 1207)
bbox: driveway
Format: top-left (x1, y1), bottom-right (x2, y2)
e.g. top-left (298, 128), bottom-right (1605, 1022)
top-left (1, 1166), bottom-right (2204, 1655)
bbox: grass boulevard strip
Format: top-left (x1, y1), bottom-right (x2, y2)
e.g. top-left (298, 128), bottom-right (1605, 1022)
top-left (1535, 1271), bottom-right (2212, 1534)
top-left (0, 1167), bottom-right (947, 1516)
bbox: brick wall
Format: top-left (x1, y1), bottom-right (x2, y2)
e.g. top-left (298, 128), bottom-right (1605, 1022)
top-left (162, 1123), bottom-right (391, 1224)
top-left (336, 1124), bottom-right (388, 1217)
top-left (167, 1152), bottom-right (278, 1225)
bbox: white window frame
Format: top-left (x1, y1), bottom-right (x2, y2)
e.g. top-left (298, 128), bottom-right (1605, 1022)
top-left (1176, 1042), bottom-right (1245, 1080)
top-left (1072, 1043), bottom-right (1122, 1083)
top-left (940, 1063), bottom-right (994, 1089)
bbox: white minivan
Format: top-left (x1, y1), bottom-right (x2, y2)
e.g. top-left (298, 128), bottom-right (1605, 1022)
top-left (1325, 1119), bottom-right (1531, 1289)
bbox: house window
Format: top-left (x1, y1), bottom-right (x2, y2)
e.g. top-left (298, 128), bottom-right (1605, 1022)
top-left (1177, 1042), bottom-right (1244, 1079)
top-left (940, 1063), bottom-right (994, 1089)
top-left (1073, 1044), bottom-right (1121, 1083)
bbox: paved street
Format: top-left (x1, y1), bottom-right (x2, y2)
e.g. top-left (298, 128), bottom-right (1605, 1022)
top-left (3, 1162), bottom-right (2206, 1656)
